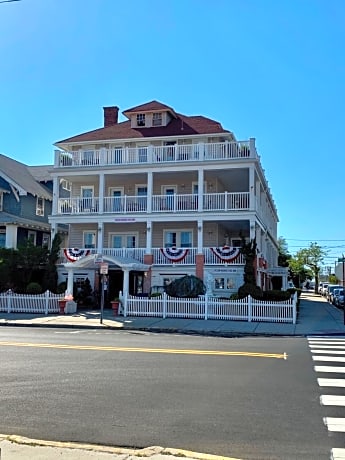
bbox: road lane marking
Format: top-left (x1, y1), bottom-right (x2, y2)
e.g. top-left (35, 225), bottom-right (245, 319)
top-left (0, 341), bottom-right (286, 359)
top-left (310, 349), bottom-right (345, 355)
top-left (324, 417), bottom-right (345, 432)
top-left (309, 345), bottom-right (345, 349)
top-left (321, 395), bottom-right (345, 406)
top-left (313, 356), bottom-right (345, 362)
top-left (314, 366), bottom-right (345, 373)
top-left (318, 378), bottom-right (345, 387)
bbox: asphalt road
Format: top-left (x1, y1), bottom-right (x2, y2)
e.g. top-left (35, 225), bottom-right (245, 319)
top-left (0, 327), bottom-right (342, 459)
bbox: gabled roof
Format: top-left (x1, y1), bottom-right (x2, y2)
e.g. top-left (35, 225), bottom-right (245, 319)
top-left (122, 100), bottom-right (178, 118)
top-left (28, 165), bottom-right (52, 183)
top-left (0, 154), bottom-right (52, 200)
top-left (55, 101), bottom-right (231, 145)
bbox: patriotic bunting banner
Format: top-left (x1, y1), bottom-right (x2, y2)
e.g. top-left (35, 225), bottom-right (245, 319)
top-left (160, 247), bottom-right (189, 262)
top-left (210, 246), bottom-right (240, 262)
top-left (64, 248), bottom-right (91, 262)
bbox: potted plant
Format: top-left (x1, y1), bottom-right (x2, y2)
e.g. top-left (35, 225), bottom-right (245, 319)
top-left (110, 297), bottom-right (121, 316)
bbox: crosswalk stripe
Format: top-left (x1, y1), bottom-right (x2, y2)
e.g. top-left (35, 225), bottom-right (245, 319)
top-left (331, 448), bottom-right (345, 460)
top-left (321, 395), bottom-right (345, 406)
top-left (310, 349), bottom-right (345, 355)
top-left (313, 356), bottom-right (345, 362)
top-left (318, 378), bottom-right (345, 387)
top-left (324, 417), bottom-right (345, 432)
top-left (315, 366), bottom-right (345, 373)
top-left (309, 345), bottom-right (345, 349)
top-left (309, 341), bottom-right (345, 345)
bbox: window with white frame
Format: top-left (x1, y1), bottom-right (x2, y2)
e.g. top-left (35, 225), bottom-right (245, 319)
top-left (164, 230), bottom-right (192, 248)
top-left (42, 234), bottom-right (50, 247)
top-left (152, 112), bottom-right (162, 126)
top-left (60, 179), bottom-right (72, 191)
top-left (0, 192), bottom-right (3, 211)
top-left (36, 197), bottom-right (44, 216)
top-left (0, 229), bottom-right (5, 248)
top-left (110, 233), bottom-right (137, 248)
top-left (28, 230), bottom-right (36, 245)
top-left (136, 113), bottom-right (146, 127)
top-left (83, 231), bottom-right (96, 248)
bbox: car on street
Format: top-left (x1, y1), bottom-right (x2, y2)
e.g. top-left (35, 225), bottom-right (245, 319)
top-left (330, 288), bottom-right (344, 305)
top-left (326, 284), bottom-right (344, 302)
top-left (334, 289), bottom-right (344, 307)
top-left (321, 283), bottom-right (329, 296)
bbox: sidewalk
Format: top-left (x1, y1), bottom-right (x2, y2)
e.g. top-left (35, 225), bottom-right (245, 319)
top-left (1, 291), bottom-right (345, 336)
top-left (1, 292), bottom-right (345, 460)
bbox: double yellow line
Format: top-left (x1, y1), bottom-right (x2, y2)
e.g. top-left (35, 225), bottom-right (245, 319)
top-left (0, 341), bottom-right (287, 359)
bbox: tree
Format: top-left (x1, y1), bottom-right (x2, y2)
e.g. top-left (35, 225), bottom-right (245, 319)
top-left (42, 233), bottom-right (62, 292)
top-left (277, 236), bottom-right (291, 267)
top-left (293, 242), bottom-right (328, 294)
top-left (238, 237), bottom-right (263, 299)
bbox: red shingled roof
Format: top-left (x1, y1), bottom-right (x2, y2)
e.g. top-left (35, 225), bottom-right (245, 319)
top-left (55, 104), bottom-right (231, 145)
top-left (123, 100), bottom-right (177, 118)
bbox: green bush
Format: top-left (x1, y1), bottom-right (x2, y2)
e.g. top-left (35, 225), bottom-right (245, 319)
top-left (263, 290), bottom-right (291, 301)
top-left (238, 283), bottom-right (263, 299)
top-left (57, 282), bottom-right (67, 294)
top-left (26, 282), bottom-right (42, 294)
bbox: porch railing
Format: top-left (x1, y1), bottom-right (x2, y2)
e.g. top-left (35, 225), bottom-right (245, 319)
top-left (123, 292), bottom-right (297, 324)
top-left (57, 192), bottom-right (250, 215)
top-left (55, 140), bottom-right (256, 168)
top-left (58, 247), bottom-right (245, 266)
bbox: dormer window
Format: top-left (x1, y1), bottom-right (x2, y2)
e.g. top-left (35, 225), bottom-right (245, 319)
top-left (136, 113), bottom-right (146, 127)
top-left (152, 112), bottom-right (162, 126)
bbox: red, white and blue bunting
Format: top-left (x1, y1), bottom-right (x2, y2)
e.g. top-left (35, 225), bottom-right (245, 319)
top-left (160, 247), bottom-right (189, 262)
top-left (63, 248), bottom-right (91, 262)
top-left (210, 246), bottom-right (240, 262)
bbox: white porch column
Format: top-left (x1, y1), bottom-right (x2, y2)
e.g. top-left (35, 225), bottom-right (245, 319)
top-left (50, 223), bottom-right (57, 249)
top-left (122, 268), bottom-right (130, 298)
top-left (5, 224), bottom-right (18, 249)
top-left (147, 171), bottom-right (153, 213)
top-left (249, 166), bottom-right (255, 211)
top-left (250, 221), bottom-right (256, 241)
top-left (53, 177), bottom-right (59, 215)
top-left (97, 223), bottom-right (103, 252)
top-left (197, 220), bottom-right (203, 254)
top-left (99, 173), bottom-right (104, 214)
top-left (146, 221), bottom-right (152, 253)
top-left (198, 169), bottom-right (204, 212)
top-left (66, 267), bottom-right (74, 296)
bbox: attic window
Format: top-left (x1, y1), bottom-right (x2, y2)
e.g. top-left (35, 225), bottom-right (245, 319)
top-left (136, 113), bottom-right (146, 127)
top-left (152, 112), bottom-right (162, 126)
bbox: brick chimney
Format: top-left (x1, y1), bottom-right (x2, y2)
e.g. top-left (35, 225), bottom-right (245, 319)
top-left (103, 106), bottom-right (119, 127)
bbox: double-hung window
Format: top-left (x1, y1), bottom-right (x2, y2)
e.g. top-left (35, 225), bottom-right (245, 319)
top-left (36, 197), bottom-right (44, 216)
top-left (83, 231), bottom-right (96, 249)
top-left (164, 230), bottom-right (192, 248)
top-left (137, 113), bottom-right (146, 127)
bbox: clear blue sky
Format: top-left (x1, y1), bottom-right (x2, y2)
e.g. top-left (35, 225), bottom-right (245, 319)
top-left (1, 0), bottom-right (344, 268)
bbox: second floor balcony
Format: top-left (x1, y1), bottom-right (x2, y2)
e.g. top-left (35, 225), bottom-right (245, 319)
top-left (55, 140), bottom-right (256, 168)
top-left (57, 192), bottom-right (250, 215)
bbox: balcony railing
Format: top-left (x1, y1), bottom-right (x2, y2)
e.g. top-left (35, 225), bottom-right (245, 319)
top-left (59, 247), bottom-right (245, 266)
top-left (55, 140), bottom-right (255, 168)
top-left (57, 192), bottom-right (250, 215)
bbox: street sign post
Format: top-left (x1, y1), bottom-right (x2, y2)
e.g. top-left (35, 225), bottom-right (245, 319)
top-left (99, 263), bottom-right (108, 324)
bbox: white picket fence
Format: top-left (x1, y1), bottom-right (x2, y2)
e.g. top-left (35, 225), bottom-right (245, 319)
top-left (0, 290), bottom-right (60, 314)
top-left (123, 292), bottom-right (297, 324)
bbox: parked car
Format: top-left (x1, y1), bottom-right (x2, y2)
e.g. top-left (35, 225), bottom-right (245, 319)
top-left (333, 289), bottom-right (344, 306)
top-left (326, 285), bottom-right (344, 302)
top-left (336, 292), bottom-right (345, 308)
top-left (318, 282), bottom-right (327, 294)
top-left (321, 283), bottom-right (329, 296)
top-left (330, 288), bottom-right (344, 305)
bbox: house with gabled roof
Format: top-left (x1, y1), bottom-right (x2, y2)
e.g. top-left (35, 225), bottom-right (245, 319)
top-left (0, 154), bottom-right (57, 249)
top-left (50, 100), bottom-right (287, 301)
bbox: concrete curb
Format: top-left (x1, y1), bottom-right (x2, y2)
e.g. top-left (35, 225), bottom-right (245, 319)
top-left (0, 434), bottom-right (241, 460)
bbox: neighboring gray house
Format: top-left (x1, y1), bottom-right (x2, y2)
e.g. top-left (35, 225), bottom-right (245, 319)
top-left (0, 154), bottom-right (54, 249)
